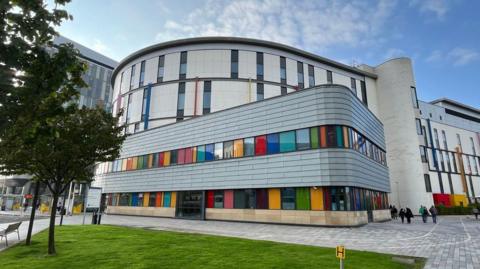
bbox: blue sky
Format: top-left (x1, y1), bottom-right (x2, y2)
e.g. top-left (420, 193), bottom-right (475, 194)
top-left (54, 0), bottom-right (480, 108)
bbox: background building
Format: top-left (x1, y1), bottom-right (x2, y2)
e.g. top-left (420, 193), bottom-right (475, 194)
top-left (0, 36), bottom-right (118, 212)
top-left (94, 37), bottom-right (395, 226)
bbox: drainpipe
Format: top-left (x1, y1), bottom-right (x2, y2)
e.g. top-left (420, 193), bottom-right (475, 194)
top-left (194, 77), bottom-right (199, 116)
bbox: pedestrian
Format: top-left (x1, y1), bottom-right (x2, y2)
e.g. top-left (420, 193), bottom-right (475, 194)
top-left (419, 205), bottom-right (428, 223)
top-left (393, 206), bottom-right (398, 219)
top-left (406, 207), bottom-right (413, 224)
top-left (390, 205), bottom-right (394, 219)
top-left (399, 208), bottom-right (405, 223)
top-left (23, 201), bottom-right (28, 212)
top-left (429, 205), bottom-right (438, 224)
top-left (473, 206), bottom-right (479, 220)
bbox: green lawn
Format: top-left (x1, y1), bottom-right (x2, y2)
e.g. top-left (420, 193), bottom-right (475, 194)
top-left (0, 225), bottom-right (425, 269)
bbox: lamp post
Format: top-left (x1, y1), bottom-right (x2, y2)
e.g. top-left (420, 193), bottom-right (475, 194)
top-left (395, 181), bottom-right (401, 208)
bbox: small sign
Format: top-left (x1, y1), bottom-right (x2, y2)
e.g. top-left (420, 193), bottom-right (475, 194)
top-left (24, 194), bottom-right (33, 199)
top-left (336, 245), bottom-right (345, 259)
top-left (86, 187), bottom-right (102, 209)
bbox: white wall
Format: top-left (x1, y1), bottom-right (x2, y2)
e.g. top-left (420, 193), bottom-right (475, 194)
top-left (149, 84), bottom-right (178, 119)
top-left (286, 58), bottom-right (297, 86)
top-left (264, 84), bottom-right (280, 99)
top-left (163, 52), bottom-right (180, 81)
top-left (187, 50), bottom-right (230, 78)
top-left (211, 81), bottom-right (250, 112)
top-left (238, 51), bottom-right (256, 79)
top-left (264, 53), bottom-right (280, 82)
top-left (144, 57), bottom-right (159, 85)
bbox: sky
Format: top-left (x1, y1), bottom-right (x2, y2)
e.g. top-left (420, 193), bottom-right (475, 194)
top-left (53, 0), bottom-right (480, 108)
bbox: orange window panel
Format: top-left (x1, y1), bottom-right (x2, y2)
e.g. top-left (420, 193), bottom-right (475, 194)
top-left (147, 154), bottom-right (153, 168)
top-left (170, 192), bottom-right (177, 208)
top-left (310, 187), bottom-right (324, 210)
top-left (163, 151), bottom-right (171, 166)
top-left (268, 188), bottom-right (281, 209)
top-left (143, 193), bottom-right (150, 207)
top-left (126, 158), bottom-right (133, 170)
top-left (343, 126), bottom-right (349, 148)
top-left (320, 126), bottom-right (327, 148)
top-left (122, 159), bottom-right (128, 171)
top-left (192, 147), bottom-right (197, 163)
top-left (155, 192), bottom-right (163, 207)
top-left (233, 139), bottom-right (244, 157)
top-left (132, 157), bottom-right (138, 170)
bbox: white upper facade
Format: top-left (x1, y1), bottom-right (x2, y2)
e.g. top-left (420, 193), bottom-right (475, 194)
top-left (110, 37), bottom-right (379, 133)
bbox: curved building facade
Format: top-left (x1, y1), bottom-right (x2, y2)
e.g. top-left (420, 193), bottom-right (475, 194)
top-left (94, 37), bottom-right (392, 226)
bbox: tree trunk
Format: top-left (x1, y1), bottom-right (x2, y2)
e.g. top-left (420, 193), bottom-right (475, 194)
top-left (26, 182), bottom-right (40, 245)
top-left (48, 195), bottom-right (59, 255)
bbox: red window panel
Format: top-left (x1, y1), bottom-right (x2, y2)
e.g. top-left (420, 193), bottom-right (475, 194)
top-left (185, 147), bottom-right (193, 164)
top-left (158, 152), bottom-right (164, 167)
top-left (206, 190), bottom-right (215, 208)
top-left (224, 190), bottom-right (234, 209)
top-left (178, 148), bottom-right (185, 165)
top-left (255, 135), bottom-right (267, 155)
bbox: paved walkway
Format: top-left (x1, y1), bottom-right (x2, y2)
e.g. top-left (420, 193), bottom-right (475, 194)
top-left (1, 213), bottom-right (479, 268)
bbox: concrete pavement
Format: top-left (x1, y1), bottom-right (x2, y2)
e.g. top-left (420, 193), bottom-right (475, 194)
top-left (0, 213), bottom-right (479, 268)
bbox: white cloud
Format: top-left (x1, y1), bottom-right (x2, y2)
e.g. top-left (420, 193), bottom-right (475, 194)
top-left (92, 39), bottom-right (108, 55)
top-left (155, 0), bottom-right (397, 53)
top-left (410, 0), bottom-right (449, 19)
top-left (448, 48), bottom-right (479, 66)
top-left (425, 47), bottom-right (479, 66)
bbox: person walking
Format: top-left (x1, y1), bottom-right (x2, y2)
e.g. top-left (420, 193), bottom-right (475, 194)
top-left (390, 205), bottom-right (394, 219)
top-left (473, 206), bottom-right (479, 220)
top-left (420, 205), bottom-right (428, 223)
top-left (399, 208), bottom-right (405, 223)
top-left (393, 206), bottom-right (398, 220)
top-left (406, 207), bottom-right (413, 224)
top-left (429, 205), bottom-right (438, 224)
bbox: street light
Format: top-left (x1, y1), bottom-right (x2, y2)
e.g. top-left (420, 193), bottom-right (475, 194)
top-left (395, 181), bottom-right (401, 208)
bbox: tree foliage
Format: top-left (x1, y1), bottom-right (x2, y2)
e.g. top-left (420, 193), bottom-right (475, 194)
top-left (0, 0), bottom-right (125, 255)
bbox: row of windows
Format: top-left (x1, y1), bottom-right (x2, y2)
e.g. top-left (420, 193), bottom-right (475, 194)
top-left (95, 124), bottom-right (387, 175)
top-left (420, 146), bottom-right (480, 176)
top-left (119, 50), bottom-right (369, 106)
top-left (106, 186), bottom-right (389, 212)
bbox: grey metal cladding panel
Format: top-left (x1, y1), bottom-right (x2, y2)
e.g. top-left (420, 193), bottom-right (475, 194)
top-left (99, 149), bottom-right (390, 194)
top-left (120, 86), bottom-right (385, 158)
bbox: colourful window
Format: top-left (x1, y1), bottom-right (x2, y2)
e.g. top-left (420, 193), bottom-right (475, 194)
top-left (281, 188), bottom-right (295, 210)
top-left (197, 145), bottom-right (205, 162)
top-left (214, 143), bottom-right (223, 160)
top-left (224, 190), bottom-right (234, 209)
top-left (244, 137), bottom-right (254, 156)
top-left (223, 141), bottom-right (234, 159)
top-left (163, 151), bottom-right (171, 166)
top-left (155, 192), bottom-right (163, 207)
top-left (336, 125), bottom-right (344, 147)
top-left (184, 147), bottom-right (192, 164)
top-left (310, 187), bottom-right (324, 210)
top-left (170, 192), bottom-right (176, 208)
top-left (152, 154), bottom-right (158, 168)
top-left (132, 157), bottom-right (138, 170)
top-left (163, 192), bottom-right (171, 207)
top-left (192, 147), bottom-right (197, 163)
top-left (320, 126), bottom-right (327, 148)
top-left (325, 125), bottom-right (337, 147)
top-left (267, 133), bottom-right (280, 154)
top-left (279, 131), bottom-right (296, 152)
top-left (268, 188), bottom-right (281, 209)
top-left (343, 126), bottom-right (349, 148)
top-left (310, 127), bottom-right (319, 149)
top-left (205, 144), bottom-right (214, 161)
top-left (178, 148), bottom-right (185, 164)
top-left (170, 150), bottom-right (177, 165)
top-left (233, 139), bottom-right (244, 157)
top-left (122, 159), bottom-right (127, 171)
top-left (296, 187), bottom-right (310, 210)
top-left (255, 135), bottom-right (267, 155)
top-left (158, 152), bottom-right (164, 167)
top-left (296, 128), bottom-right (310, 150)
top-left (126, 158), bottom-right (133, 170)
top-left (256, 189), bottom-right (268, 209)
top-left (206, 191), bottom-right (215, 208)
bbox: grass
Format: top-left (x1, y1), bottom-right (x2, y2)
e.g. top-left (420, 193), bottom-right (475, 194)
top-left (0, 225), bottom-right (425, 269)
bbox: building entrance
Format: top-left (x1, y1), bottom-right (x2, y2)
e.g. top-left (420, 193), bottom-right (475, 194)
top-left (175, 191), bottom-right (205, 220)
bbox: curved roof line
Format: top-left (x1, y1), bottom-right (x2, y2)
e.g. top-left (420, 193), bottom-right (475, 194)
top-left (112, 36), bottom-right (377, 85)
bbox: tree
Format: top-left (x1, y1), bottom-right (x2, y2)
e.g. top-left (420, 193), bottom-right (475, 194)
top-left (0, 1), bottom-right (125, 255)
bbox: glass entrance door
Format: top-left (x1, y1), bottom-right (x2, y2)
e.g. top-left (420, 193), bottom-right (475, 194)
top-left (175, 191), bottom-right (204, 220)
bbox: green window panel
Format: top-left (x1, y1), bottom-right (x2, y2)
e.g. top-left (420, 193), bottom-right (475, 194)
top-left (336, 125), bottom-right (344, 147)
top-left (310, 127), bottom-right (319, 149)
top-left (197, 145), bottom-right (205, 162)
top-left (296, 187), bottom-right (310, 210)
top-left (279, 131), bottom-right (296, 152)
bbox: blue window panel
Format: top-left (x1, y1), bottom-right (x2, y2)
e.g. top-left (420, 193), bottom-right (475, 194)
top-left (163, 192), bottom-right (171, 207)
top-left (267, 133), bottom-right (280, 154)
top-left (205, 144), bottom-right (215, 161)
top-left (132, 193), bottom-right (138, 207)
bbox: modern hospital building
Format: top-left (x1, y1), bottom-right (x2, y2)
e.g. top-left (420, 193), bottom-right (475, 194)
top-left (28, 36), bottom-right (480, 226)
